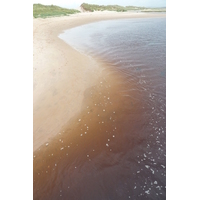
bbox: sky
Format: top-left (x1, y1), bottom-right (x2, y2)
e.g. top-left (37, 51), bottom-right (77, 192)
top-left (33, 0), bottom-right (166, 9)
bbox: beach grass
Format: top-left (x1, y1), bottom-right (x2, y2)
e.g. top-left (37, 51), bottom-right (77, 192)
top-left (81, 3), bottom-right (166, 13)
top-left (80, 3), bottom-right (127, 12)
top-left (33, 4), bottom-right (80, 18)
top-left (125, 6), bottom-right (166, 12)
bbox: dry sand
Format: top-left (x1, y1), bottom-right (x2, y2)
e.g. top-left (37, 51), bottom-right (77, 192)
top-left (33, 11), bottom-right (165, 152)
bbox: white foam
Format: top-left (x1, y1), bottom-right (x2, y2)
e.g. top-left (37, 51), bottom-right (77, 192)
top-left (145, 190), bottom-right (150, 194)
top-left (150, 168), bottom-right (155, 174)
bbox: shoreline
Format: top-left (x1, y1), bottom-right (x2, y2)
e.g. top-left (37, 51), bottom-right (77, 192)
top-left (33, 11), bottom-right (165, 152)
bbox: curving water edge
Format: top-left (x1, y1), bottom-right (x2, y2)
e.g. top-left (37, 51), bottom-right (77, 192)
top-left (34, 17), bottom-right (166, 200)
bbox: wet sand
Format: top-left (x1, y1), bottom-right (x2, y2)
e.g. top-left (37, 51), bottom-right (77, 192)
top-left (33, 11), bottom-right (165, 152)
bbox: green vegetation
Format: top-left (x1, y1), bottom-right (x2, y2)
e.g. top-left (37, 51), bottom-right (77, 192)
top-left (125, 6), bottom-right (146, 11)
top-left (140, 8), bottom-right (166, 12)
top-left (33, 3), bottom-right (166, 18)
top-left (33, 4), bottom-right (80, 18)
top-left (80, 3), bottom-right (127, 12)
top-left (81, 3), bottom-right (166, 13)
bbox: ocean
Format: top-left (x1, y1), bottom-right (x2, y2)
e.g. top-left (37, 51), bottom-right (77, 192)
top-left (34, 17), bottom-right (166, 199)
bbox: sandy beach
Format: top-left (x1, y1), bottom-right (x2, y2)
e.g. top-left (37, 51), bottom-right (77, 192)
top-left (33, 11), bottom-right (165, 152)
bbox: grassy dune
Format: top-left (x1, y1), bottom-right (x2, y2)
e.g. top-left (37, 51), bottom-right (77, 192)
top-left (80, 3), bottom-right (127, 12)
top-left (33, 3), bottom-right (165, 18)
top-left (33, 4), bottom-right (80, 18)
top-left (125, 6), bottom-right (166, 12)
top-left (80, 3), bottom-right (166, 13)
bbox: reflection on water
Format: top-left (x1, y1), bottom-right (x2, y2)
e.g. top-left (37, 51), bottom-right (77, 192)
top-left (34, 17), bottom-right (166, 199)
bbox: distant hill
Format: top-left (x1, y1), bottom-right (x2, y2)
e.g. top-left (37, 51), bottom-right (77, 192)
top-left (33, 4), bottom-right (80, 18)
top-left (80, 3), bottom-right (166, 12)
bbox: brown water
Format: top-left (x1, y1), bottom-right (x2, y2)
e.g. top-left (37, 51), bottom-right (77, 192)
top-left (34, 18), bottom-right (166, 199)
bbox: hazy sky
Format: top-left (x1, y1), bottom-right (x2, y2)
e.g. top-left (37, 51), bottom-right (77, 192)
top-left (33, 0), bottom-right (166, 8)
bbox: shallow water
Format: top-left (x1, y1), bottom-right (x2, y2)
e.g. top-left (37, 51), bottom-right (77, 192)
top-left (34, 17), bottom-right (166, 199)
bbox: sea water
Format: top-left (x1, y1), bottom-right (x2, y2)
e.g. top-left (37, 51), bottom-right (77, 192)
top-left (34, 17), bottom-right (166, 199)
